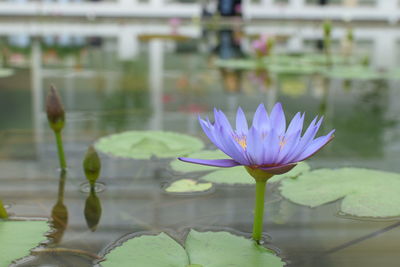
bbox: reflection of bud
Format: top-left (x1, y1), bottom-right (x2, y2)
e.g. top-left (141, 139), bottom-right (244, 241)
top-left (50, 200), bottom-right (68, 243)
top-left (83, 146), bottom-right (101, 186)
top-left (46, 85), bottom-right (65, 132)
top-left (84, 189), bottom-right (102, 232)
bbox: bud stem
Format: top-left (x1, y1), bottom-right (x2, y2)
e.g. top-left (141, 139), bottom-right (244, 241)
top-left (252, 180), bottom-right (267, 244)
top-left (55, 131), bottom-right (67, 171)
top-left (0, 199), bottom-right (8, 219)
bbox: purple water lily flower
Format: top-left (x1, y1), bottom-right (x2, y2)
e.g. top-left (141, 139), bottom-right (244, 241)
top-left (179, 103), bottom-right (335, 176)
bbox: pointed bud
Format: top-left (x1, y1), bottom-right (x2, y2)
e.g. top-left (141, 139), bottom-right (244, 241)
top-left (46, 85), bottom-right (65, 132)
top-left (0, 199), bottom-right (8, 219)
top-left (83, 146), bottom-right (101, 185)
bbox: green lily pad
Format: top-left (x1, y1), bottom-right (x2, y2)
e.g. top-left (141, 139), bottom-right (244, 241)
top-left (323, 66), bottom-right (383, 80)
top-left (102, 232), bottom-right (189, 267)
top-left (0, 68), bottom-right (14, 78)
top-left (200, 162), bottom-right (310, 185)
top-left (280, 168), bottom-right (400, 218)
top-left (0, 220), bottom-right (48, 266)
top-left (165, 179), bottom-right (213, 193)
top-left (95, 131), bottom-right (204, 159)
top-left (186, 230), bottom-right (284, 267)
top-left (170, 150), bottom-right (229, 173)
top-left (103, 230), bottom-right (283, 267)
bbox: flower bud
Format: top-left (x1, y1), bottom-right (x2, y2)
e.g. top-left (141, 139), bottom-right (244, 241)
top-left (83, 146), bottom-right (101, 185)
top-left (46, 85), bottom-right (65, 133)
top-left (323, 21), bottom-right (332, 38)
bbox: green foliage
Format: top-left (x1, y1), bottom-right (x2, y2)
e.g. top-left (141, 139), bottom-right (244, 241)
top-left (280, 168), bottom-right (400, 217)
top-left (102, 230), bottom-right (283, 267)
top-left (0, 220), bottom-right (48, 266)
top-left (95, 131), bottom-right (204, 159)
top-left (165, 179), bottom-right (213, 193)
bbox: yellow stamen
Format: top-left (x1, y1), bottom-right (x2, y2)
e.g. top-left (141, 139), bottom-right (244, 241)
top-left (234, 136), bottom-right (247, 149)
top-left (279, 137), bottom-right (287, 149)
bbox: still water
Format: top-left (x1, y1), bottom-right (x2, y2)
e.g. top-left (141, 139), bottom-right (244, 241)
top-left (1, 19), bottom-right (400, 266)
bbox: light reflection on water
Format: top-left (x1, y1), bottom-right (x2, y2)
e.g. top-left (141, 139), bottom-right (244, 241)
top-left (1, 20), bottom-right (400, 266)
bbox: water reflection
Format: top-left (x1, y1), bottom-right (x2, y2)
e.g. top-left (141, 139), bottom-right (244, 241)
top-left (84, 187), bottom-right (102, 232)
top-left (49, 170), bottom-right (68, 244)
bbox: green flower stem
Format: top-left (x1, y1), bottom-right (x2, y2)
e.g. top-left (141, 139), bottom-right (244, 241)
top-left (54, 131), bottom-right (67, 171)
top-left (252, 180), bottom-right (267, 244)
top-left (0, 199), bottom-right (8, 219)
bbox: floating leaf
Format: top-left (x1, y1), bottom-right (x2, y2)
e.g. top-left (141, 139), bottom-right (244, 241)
top-left (0, 68), bottom-right (14, 78)
top-left (165, 179), bottom-right (213, 193)
top-left (200, 162), bottom-right (310, 185)
top-left (0, 220), bottom-right (48, 266)
top-left (280, 168), bottom-right (400, 218)
top-left (185, 230), bottom-right (284, 267)
top-left (103, 231), bottom-right (283, 267)
top-left (170, 150), bottom-right (229, 173)
top-left (95, 131), bottom-right (204, 159)
top-left (102, 233), bottom-right (189, 267)
top-left (322, 66), bottom-right (383, 80)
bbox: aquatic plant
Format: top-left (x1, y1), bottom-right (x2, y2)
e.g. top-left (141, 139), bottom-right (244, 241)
top-left (179, 103), bottom-right (334, 243)
top-left (46, 85), bottom-right (67, 170)
top-left (252, 34), bottom-right (274, 58)
top-left (83, 146), bottom-right (101, 186)
top-left (0, 199), bottom-right (8, 219)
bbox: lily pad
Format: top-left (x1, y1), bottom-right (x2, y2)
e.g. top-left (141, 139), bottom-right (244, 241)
top-left (165, 179), bottom-right (213, 193)
top-left (200, 162), bottom-right (310, 185)
top-left (322, 66), bottom-right (383, 80)
top-left (0, 68), bottom-right (14, 78)
top-left (95, 131), bottom-right (204, 159)
top-left (102, 230), bottom-right (283, 267)
top-left (170, 150), bottom-right (229, 173)
top-left (102, 232), bottom-right (189, 267)
top-left (0, 220), bottom-right (48, 266)
top-left (186, 230), bottom-right (284, 267)
top-left (280, 168), bottom-right (400, 218)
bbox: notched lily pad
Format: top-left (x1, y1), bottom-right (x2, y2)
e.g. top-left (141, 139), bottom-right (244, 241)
top-left (165, 179), bottom-right (213, 194)
top-left (102, 230), bottom-right (284, 267)
top-left (170, 150), bottom-right (229, 173)
top-left (95, 131), bottom-right (204, 159)
top-left (200, 162), bottom-right (310, 185)
top-left (0, 220), bottom-right (48, 266)
top-left (186, 230), bottom-right (284, 267)
top-left (280, 168), bottom-right (400, 218)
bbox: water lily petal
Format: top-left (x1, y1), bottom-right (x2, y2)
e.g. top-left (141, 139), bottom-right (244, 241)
top-left (214, 109), bottom-right (233, 133)
top-left (285, 112), bottom-right (304, 137)
top-left (178, 158), bottom-right (241, 167)
top-left (259, 163), bottom-right (297, 175)
top-left (246, 126), bottom-right (264, 165)
top-left (269, 103), bottom-right (286, 136)
top-left (217, 125), bottom-right (250, 165)
top-left (276, 130), bottom-right (301, 164)
top-left (297, 130), bottom-right (335, 161)
top-left (235, 107), bottom-right (248, 136)
top-left (262, 129), bottom-right (280, 164)
top-left (252, 103), bottom-right (270, 132)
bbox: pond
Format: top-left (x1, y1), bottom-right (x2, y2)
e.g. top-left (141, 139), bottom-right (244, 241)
top-left (1, 19), bottom-right (400, 266)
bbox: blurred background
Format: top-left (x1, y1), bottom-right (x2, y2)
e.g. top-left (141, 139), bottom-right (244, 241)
top-left (1, 1), bottom-right (400, 266)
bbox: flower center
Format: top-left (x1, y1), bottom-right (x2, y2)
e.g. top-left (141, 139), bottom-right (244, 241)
top-left (279, 137), bottom-right (287, 149)
top-left (234, 135), bottom-right (247, 149)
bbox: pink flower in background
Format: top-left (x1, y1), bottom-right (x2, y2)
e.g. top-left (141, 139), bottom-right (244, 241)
top-left (252, 34), bottom-right (272, 57)
top-left (169, 18), bottom-right (182, 35)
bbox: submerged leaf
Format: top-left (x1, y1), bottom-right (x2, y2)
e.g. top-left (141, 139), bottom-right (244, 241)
top-left (200, 162), bottom-right (310, 185)
top-left (102, 233), bottom-right (189, 267)
top-left (185, 230), bottom-right (284, 267)
top-left (280, 168), bottom-right (400, 217)
top-left (95, 131), bottom-right (204, 159)
top-left (165, 179), bottom-right (213, 193)
top-left (0, 220), bottom-right (48, 266)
